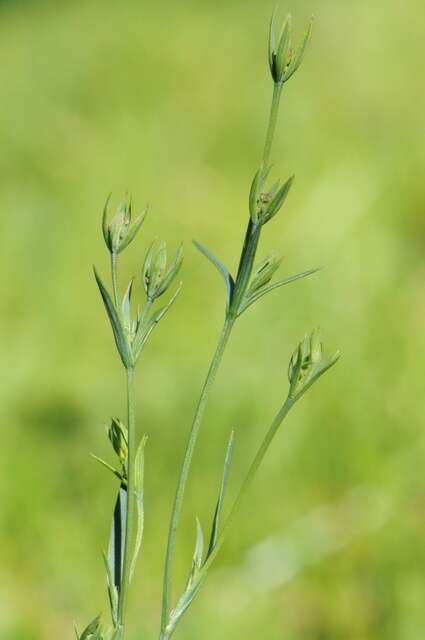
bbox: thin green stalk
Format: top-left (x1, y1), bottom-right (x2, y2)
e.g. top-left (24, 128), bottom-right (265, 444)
top-left (262, 82), bottom-right (283, 173)
top-left (160, 317), bottom-right (234, 632)
top-left (117, 367), bottom-right (137, 632)
top-left (160, 77), bottom-right (286, 640)
top-left (111, 252), bottom-right (120, 308)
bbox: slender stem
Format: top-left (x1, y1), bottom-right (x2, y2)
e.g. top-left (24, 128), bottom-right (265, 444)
top-left (117, 367), bottom-right (137, 632)
top-left (160, 317), bottom-right (235, 633)
top-left (160, 78), bottom-right (286, 639)
top-left (261, 82), bottom-right (283, 173)
top-left (111, 252), bottom-right (120, 308)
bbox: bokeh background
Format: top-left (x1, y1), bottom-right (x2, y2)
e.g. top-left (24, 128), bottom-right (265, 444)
top-left (1, 0), bottom-right (424, 638)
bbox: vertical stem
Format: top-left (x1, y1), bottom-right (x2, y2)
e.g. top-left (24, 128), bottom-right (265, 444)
top-left (261, 82), bottom-right (283, 173)
top-left (111, 252), bottom-right (120, 308)
top-left (118, 367), bottom-right (137, 633)
top-left (160, 318), bottom-right (234, 633)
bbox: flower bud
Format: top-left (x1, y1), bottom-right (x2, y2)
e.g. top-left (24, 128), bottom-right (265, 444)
top-left (107, 417), bottom-right (128, 467)
top-left (143, 241), bottom-right (183, 301)
top-left (102, 195), bottom-right (147, 254)
top-left (268, 13), bottom-right (313, 85)
top-left (249, 170), bottom-right (294, 225)
top-left (288, 329), bottom-right (339, 399)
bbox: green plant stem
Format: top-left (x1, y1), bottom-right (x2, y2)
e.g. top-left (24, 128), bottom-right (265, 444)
top-left (160, 317), bottom-right (235, 633)
top-left (117, 367), bottom-right (137, 633)
top-left (160, 78), bottom-right (285, 639)
top-left (111, 252), bottom-right (119, 308)
top-left (262, 82), bottom-right (283, 173)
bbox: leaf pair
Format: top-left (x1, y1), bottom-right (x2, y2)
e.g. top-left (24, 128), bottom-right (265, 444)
top-left (193, 240), bottom-right (318, 318)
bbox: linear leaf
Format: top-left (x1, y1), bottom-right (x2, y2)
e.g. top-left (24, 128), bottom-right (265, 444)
top-left (207, 431), bottom-right (235, 558)
top-left (193, 240), bottom-right (235, 312)
top-left (130, 435), bottom-right (148, 581)
top-left (93, 267), bottom-right (133, 368)
top-left (108, 485), bottom-right (127, 598)
top-left (91, 453), bottom-right (124, 483)
top-left (238, 268), bottom-right (320, 316)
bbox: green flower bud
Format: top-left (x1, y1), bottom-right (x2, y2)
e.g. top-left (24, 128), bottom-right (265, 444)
top-left (143, 241), bottom-right (183, 301)
top-left (249, 169), bottom-right (294, 225)
top-left (107, 417), bottom-right (128, 467)
top-left (268, 13), bottom-right (313, 86)
top-left (288, 329), bottom-right (339, 399)
top-left (102, 195), bottom-right (147, 255)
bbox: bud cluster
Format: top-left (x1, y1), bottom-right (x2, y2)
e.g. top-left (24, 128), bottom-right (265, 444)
top-left (143, 241), bottom-right (183, 301)
top-left (249, 169), bottom-right (294, 225)
top-left (102, 196), bottom-right (147, 255)
top-left (268, 13), bottom-right (313, 86)
top-left (288, 329), bottom-right (340, 399)
top-left (108, 417), bottom-right (128, 471)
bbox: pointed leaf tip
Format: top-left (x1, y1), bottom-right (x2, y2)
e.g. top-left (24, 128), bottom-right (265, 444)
top-left (193, 240), bottom-right (235, 313)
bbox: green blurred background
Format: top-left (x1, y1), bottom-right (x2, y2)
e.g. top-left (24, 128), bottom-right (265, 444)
top-left (1, 0), bottom-right (424, 638)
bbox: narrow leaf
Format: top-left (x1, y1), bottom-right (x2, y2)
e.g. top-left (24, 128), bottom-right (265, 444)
top-left (193, 240), bottom-right (235, 312)
top-left (91, 453), bottom-right (125, 483)
top-left (268, 8), bottom-right (277, 78)
top-left (207, 431), bottom-right (235, 558)
top-left (130, 435), bottom-right (148, 581)
top-left (238, 267), bottom-right (320, 316)
top-left (93, 267), bottom-right (133, 368)
top-left (108, 485), bottom-right (127, 597)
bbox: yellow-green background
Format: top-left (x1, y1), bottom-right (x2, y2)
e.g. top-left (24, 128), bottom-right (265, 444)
top-left (0, 0), bottom-right (424, 638)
